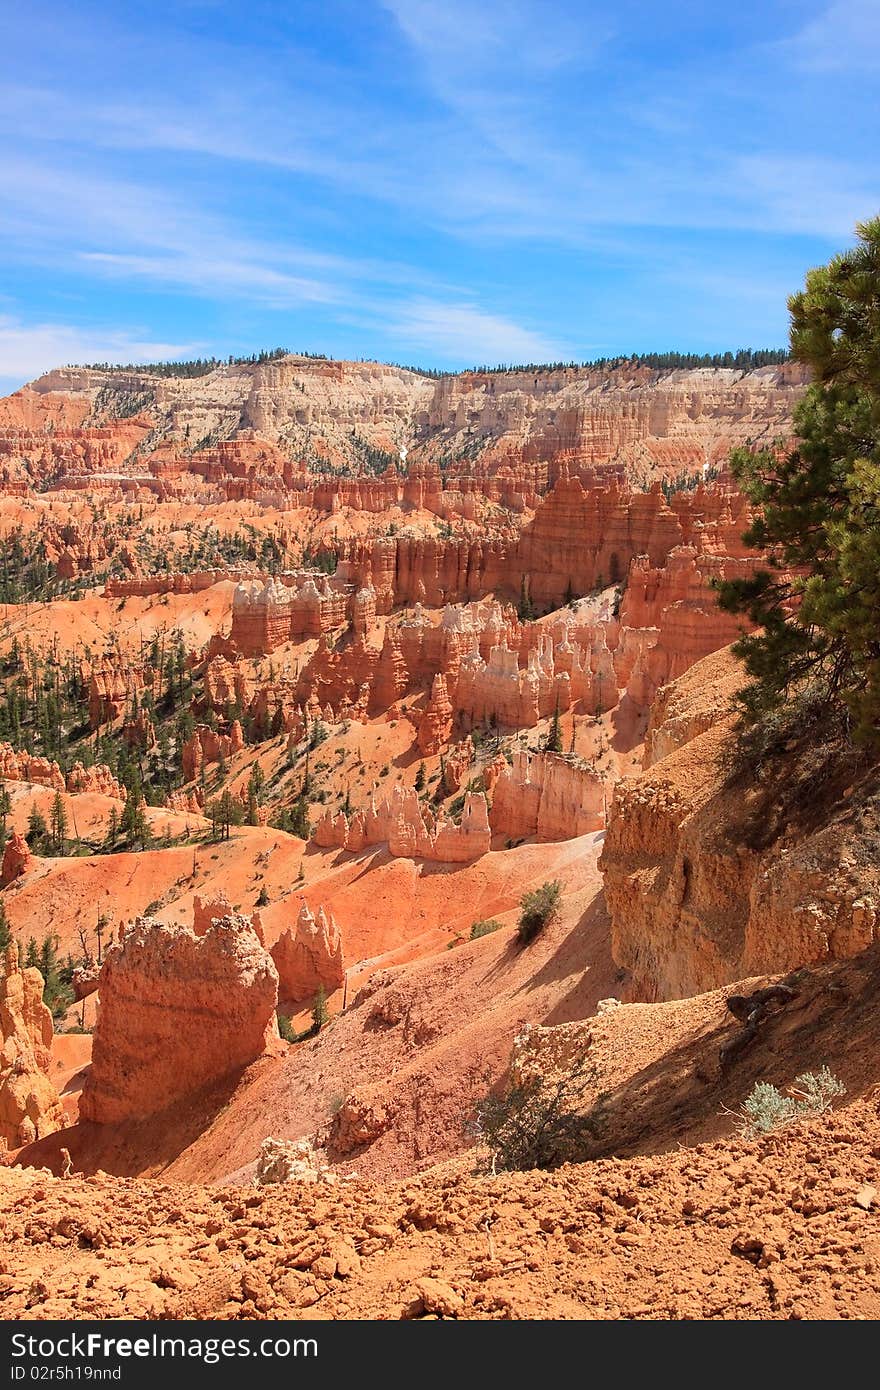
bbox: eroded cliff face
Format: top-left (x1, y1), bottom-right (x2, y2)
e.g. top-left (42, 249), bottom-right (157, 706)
top-left (4, 357), bottom-right (806, 488)
top-left (600, 648), bottom-right (880, 1000)
top-left (80, 915), bottom-right (280, 1124)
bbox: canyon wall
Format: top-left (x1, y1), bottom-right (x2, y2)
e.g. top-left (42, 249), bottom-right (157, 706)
top-left (337, 470), bottom-right (757, 612)
top-left (5, 357), bottom-right (805, 491)
top-left (599, 648), bottom-right (880, 1000)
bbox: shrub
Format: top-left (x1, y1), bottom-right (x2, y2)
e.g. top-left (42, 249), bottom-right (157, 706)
top-left (737, 1068), bottom-right (845, 1137)
top-left (790, 1067), bottom-right (846, 1113)
top-left (516, 880), bottom-right (562, 944)
top-left (277, 1013), bottom-right (297, 1044)
top-left (472, 1054), bottom-right (601, 1172)
top-left (256, 885), bottom-right (270, 907)
top-left (470, 918), bottom-right (503, 941)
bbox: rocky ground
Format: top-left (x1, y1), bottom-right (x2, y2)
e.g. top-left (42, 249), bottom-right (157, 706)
top-left (3, 1098), bottom-right (879, 1320)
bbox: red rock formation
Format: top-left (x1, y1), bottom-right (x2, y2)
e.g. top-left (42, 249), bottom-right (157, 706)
top-left (352, 581), bottom-right (377, 637)
top-left (315, 785), bottom-right (491, 863)
top-left (599, 647), bottom-right (880, 999)
top-left (369, 631), bottom-right (409, 712)
top-left (230, 574), bottom-right (350, 655)
top-left (489, 750), bottom-right (606, 841)
top-left (270, 900), bottom-right (345, 1005)
top-left (431, 793), bottom-right (492, 863)
top-left (71, 963), bottom-right (100, 1001)
top-left (418, 674), bottom-right (454, 754)
top-left (202, 655), bottom-right (252, 713)
top-left (0, 745), bottom-right (124, 801)
top-left (0, 947), bottom-right (65, 1148)
top-left (122, 709), bottom-right (155, 752)
top-left (443, 737), bottom-right (474, 793)
top-left (0, 744), bottom-right (64, 792)
top-left (88, 665), bottom-right (146, 729)
top-left (65, 763), bottom-right (126, 800)
top-left (643, 646), bottom-right (744, 768)
top-left (192, 892), bottom-right (233, 937)
top-left (1, 832), bottom-right (31, 886)
top-left (481, 751), bottom-right (508, 796)
top-left (181, 723), bottom-right (243, 782)
top-left (295, 634), bottom-right (378, 722)
top-left (80, 915), bottom-right (280, 1124)
top-left (313, 808), bottom-right (348, 850)
top-left (164, 788), bottom-right (205, 815)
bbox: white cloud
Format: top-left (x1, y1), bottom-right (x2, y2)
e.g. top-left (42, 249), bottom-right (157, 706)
top-left (388, 299), bottom-right (562, 364)
top-left (80, 252), bottom-right (342, 308)
top-left (786, 0), bottom-right (880, 72)
top-left (382, 0), bottom-right (606, 79)
top-left (0, 316), bottom-right (197, 390)
top-left (733, 154), bottom-right (880, 239)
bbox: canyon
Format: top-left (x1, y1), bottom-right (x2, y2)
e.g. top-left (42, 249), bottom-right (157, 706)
top-left (0, 351), bottom-right (874, 1322)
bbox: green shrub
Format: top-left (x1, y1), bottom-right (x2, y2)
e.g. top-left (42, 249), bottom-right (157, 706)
top-left (516, 880), bottom-right (562, 945)
top-left (737, 1068), bottom-right (845, 1137)
top-left (311, 985), bottom-right (329, 1033)
top-left (470, 918), bottom-right (503, 941)
top-left (277, 1013), bottom-right (297, 1043)
top-left (472, 1054), bottom-right (600, 1172)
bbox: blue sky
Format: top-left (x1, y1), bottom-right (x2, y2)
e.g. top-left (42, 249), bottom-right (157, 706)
top-left (0, 0), bottom-right (878, 392)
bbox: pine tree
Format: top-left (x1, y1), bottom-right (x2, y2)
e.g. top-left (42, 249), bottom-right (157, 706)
top-left (545, 698), bottom-right (563, 754)
top-left (26, 806), bottom-right (48, 851)
top-left (518, 575), bottom-right (535, 622)
top-left (49, 791), bottom-right (68, 855)
top-left (289, 797), bottom-right (310, 839)
top-left (716, 216), bottom-right (880, 740)
top-left (121, 789), bottom-right (152, 850)
top-left (414, 762), bottom-right (426, 791)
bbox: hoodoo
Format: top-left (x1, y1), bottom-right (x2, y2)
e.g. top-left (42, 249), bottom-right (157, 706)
top-left (0, 948), bottom-right (64, 1148)
top-left (80, 916), bottom-right (280, 1124)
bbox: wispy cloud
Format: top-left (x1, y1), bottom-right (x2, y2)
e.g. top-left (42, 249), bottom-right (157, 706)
top-left (732, 155), bottom-right (880, 240)
top-left (0, 316), bottom-right (196, 385)
top-left (785, 0), bottom-right (880, 72)
top-left (386, 298), bottom-right (563, 364)
top-left (0, 154), bottom-right (431, 307)
top-left (80, 253), bottom-right (342, 308)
